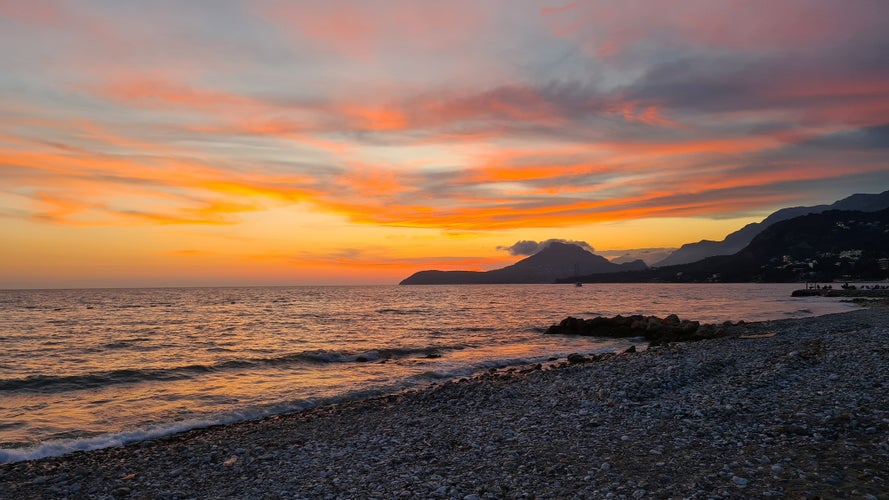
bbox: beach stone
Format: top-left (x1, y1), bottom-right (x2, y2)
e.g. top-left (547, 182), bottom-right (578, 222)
top-left (567, 353), bottom-right (587, 364)
top-left (545, 314), bottom-right (724, 343)
top-left (2, 306), bottom-right (887, 499)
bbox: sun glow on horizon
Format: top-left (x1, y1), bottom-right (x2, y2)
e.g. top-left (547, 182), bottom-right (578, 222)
top-left (2, 1), bottom-right (888, 288)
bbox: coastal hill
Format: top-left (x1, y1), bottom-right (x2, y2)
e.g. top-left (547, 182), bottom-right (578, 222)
top-left (654, 190), bottom-right (889, 267)
top-left (400, 242), bottom-right (646, 285)
top-left (563, 207), bottom-right (889, 283)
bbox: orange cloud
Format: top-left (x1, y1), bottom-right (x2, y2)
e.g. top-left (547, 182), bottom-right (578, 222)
top-left (341, 105), bottom-right (409, 131)
top-left (92, 80), bottom-right (257, 110)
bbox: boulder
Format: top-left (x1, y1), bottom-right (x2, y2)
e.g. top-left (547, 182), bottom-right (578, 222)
top-left (544, 314), bottom-right (723, 343)
top-left (566, 353), bottom-right (588, 364)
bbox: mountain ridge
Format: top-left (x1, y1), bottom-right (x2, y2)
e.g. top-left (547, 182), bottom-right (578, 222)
top-left (400, 242), bottom-right (646, 285)
top-left (563, 207), bottom-right (889, 283)
top-left (654, 190), bottom-right (889, 266)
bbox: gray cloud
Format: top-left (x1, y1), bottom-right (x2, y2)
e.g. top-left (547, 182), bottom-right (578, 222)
top-left (497, 239), bottom-right (595, 256)
top-left (800, 123), bottom-right (889, 150)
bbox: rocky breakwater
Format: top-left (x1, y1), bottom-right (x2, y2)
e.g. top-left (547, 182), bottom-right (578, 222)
top-left (544, 314), bottom-right (726, 345)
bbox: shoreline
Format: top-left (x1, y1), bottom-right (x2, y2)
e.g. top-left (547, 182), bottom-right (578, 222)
top-left (2, 306), bottom-right (888, 498)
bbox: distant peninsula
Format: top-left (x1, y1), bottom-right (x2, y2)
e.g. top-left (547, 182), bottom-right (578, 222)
top-left (400, 242), bottom-right (646, 285)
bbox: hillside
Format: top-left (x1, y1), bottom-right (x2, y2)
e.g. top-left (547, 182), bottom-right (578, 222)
top-left (400, 242), bottom-right (646, 285)
top-left (654, 190), bottom-right (889, 266)
top-left (564, 208), bottom-right (889, 283)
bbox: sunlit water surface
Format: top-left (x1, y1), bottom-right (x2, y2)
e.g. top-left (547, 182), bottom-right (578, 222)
top-left (0, 284), bottom-right (858, 462)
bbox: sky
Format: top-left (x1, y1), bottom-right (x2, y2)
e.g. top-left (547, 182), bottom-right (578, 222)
top-left (1, 0), bottom-right (888, 288)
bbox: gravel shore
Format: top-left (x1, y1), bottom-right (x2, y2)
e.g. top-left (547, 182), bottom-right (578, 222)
top-left (2, 306), bottom-right (888, 499)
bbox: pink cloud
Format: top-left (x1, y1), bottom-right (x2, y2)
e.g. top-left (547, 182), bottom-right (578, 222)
top-left (259, 0), bottom-right (486, 61)
top-left (542, 0), bottom-right (883, 59)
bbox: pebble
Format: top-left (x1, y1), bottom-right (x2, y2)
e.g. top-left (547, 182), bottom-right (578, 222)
top-left (1, 307), bottom-right (887, 499)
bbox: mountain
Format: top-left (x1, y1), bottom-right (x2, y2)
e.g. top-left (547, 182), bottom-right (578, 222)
top-left (654, 190), bottom-right (889, 267)
top-left (601, 248), bottom-right (675, 266)
top-left (400, 242), bottom-right (647, 285)
top-left (563, 208), bottom-right (889, 283)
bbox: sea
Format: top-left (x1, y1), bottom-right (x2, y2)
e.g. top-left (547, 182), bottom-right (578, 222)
top-left (0, 283), bottom-right (859, 463)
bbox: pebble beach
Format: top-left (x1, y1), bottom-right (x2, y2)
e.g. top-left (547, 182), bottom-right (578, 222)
top-left (2, 305), bottom-right (887, 499)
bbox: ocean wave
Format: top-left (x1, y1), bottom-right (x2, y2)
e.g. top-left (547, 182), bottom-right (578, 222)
top-left (375, 308), bottom-right (430, 315)
top-left (0, 366), bottom-right (216, 392)
top-left (0, 346), bottom-right (464, 393)
top-left (0, 384), bottom-right (413, 464)
top-left (0, 415), bottom-right (248, 464)
top-left (262, 346), bottom-right (450, 364)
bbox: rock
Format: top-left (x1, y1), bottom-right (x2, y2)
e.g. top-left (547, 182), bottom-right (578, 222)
top-left (646, 317), bottom-right (663, 331)
top-left (544, 314), bottom-right (723, 343)
top-left (731, 476), bottom-right (748, 486)
top-left (567, 353), bottom-right (587, 364)
top-left (680, 320), bottom-right (699, 333)
top-left (623, 345), bottom-right (637, 354)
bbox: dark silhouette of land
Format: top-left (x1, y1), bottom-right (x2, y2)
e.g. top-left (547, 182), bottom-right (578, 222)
top-left (654, 190), bottom-right (889, 266)
top-left (563, 208), bottom-right (889, 283)
top-left (400, 242), bottom-right (646, 284)
top-left (400, 191), bottom-right (889, 285)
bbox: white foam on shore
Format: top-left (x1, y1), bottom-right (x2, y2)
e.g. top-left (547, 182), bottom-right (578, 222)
top-left (0, 344), bottom-right (636, 464)
top-left (0, 408), bottom-right (296, 464)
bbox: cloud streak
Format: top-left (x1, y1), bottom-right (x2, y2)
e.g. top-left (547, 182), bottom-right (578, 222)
top-left (1, 0), bottom-right (888, 234)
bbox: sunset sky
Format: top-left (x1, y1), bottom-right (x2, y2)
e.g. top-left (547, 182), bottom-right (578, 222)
top-left (2, 0), bottom-right (888, 288)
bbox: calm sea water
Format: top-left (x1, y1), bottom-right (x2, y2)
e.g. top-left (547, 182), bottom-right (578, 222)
top-left (0, 284), bottom-right (858, 462)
